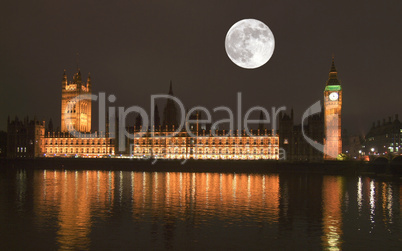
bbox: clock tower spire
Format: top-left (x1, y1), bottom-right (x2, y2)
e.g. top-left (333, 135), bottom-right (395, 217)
top-left (323, 55), bottom-right (342, 159)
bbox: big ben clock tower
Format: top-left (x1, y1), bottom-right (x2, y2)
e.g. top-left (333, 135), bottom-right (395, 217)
top-left (324, 56), bottom-right (342, 159)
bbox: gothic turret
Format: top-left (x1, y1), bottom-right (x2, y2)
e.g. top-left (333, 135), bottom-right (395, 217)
top-left (62, 70), bottom-right (67, 90)
top-left (87, 72), bottom-right (91, 91)
top-left (73, 69), bottom-right (82, 87)
top-left (61, 67), bottom-right (92, 133)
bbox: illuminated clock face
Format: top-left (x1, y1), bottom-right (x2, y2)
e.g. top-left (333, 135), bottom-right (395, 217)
top-left (329, 92), bottom-right (339, 101)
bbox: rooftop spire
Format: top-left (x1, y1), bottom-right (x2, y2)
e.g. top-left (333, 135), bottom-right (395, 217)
top-left (73, 69), bottom-right (82, 85)
top-left (326, 55), bottom-right (340, 86)
top-left (169, 80), bottom-right (173, 95)
top-left (330, 53), bottom-right (337, 73)
top-left (87, 72), bottom-right (91, 89)
top-left (62, 69), bottom-right (67, 88)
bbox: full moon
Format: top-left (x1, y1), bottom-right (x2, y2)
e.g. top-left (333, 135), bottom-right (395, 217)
top-left (225, 19), bottom-right (275, 69)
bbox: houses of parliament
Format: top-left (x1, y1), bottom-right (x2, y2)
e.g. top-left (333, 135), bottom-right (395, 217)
top-left (6, 58), bottom-right (345, 161)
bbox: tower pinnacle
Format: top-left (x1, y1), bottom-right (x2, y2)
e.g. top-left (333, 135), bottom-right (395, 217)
top-left (169, 80), bottom-right (173, 95)
top-left (330, 54), bottom-right (337, 73)
top-left (62, 69), bottom-right (67, 89)
top-left (87, 72), bottom-right (91, 90)
top-left (326, 55), bottom-right (340, 86)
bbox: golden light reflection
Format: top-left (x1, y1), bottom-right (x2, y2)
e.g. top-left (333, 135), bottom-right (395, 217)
top-left (21, 169), bottom-right (401, 249)
top-left (322, 176), bottom-right (344, 250)
top-left (34, 170), bottom-right (114, 250)
top-left (33, 170), bottom-right (284, 248)
top-left (130, 172), bottom-right (280, 222)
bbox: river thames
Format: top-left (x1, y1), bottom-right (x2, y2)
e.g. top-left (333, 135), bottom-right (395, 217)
top-left (0, 169), bottom-right (401, 250)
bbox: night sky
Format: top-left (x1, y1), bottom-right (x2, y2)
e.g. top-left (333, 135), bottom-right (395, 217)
top-left (1, 0), bottom-right (401, 135)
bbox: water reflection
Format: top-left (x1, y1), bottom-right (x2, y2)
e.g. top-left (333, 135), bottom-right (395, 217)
top-left (1, 169), bottom-right (400, 250)
top-left (34, 170), bottom-right (115, 250)
top-left (322, 176), bottom-right (344, 250)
